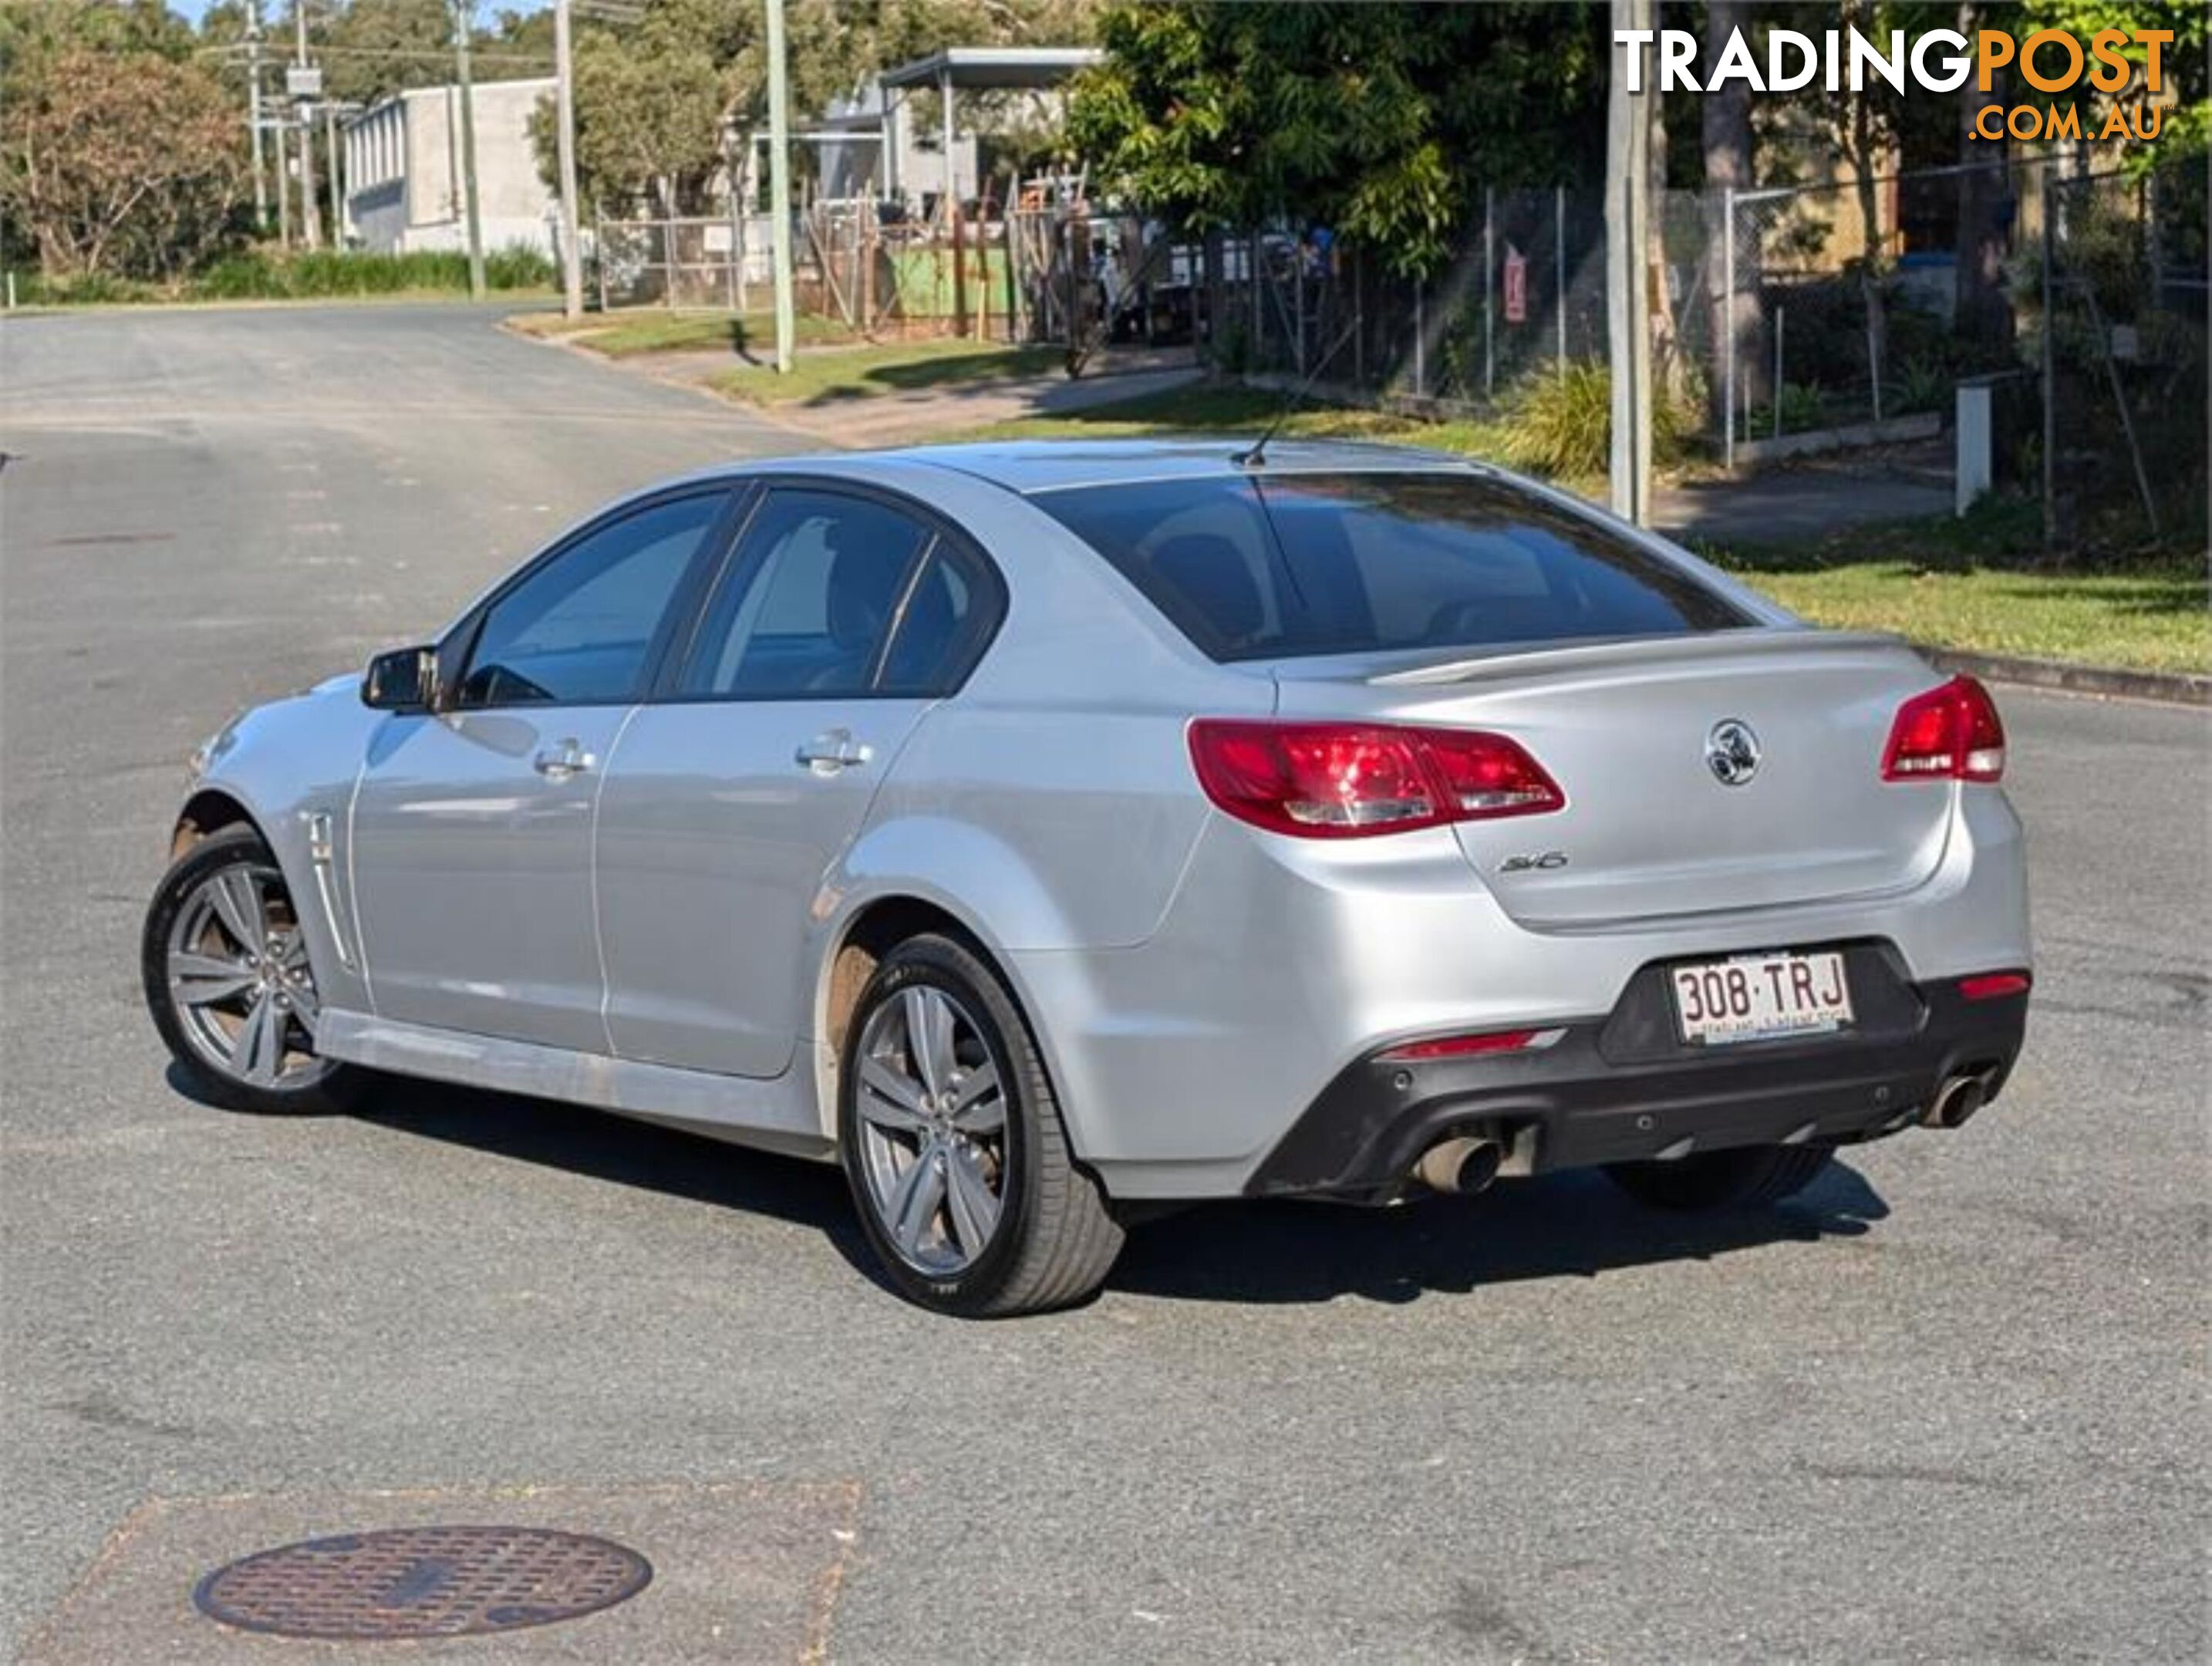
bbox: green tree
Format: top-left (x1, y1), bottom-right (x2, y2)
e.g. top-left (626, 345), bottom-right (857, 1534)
top-left (1065, 2), bottom-right (1606, 279)
top-left (538, 0), bottom-right (1093, 215)
top-left (316, 0), bottom-right (456, 106)
top-left (0, 43), bottom-right (247, 281)
top-left (0, 0), bottom-right (194, 73)
top-left (2012, 0), bottom-right (2209, 164)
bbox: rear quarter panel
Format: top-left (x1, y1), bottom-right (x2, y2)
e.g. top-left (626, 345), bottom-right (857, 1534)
top-left (828, 460), bottom-right (1269, 956)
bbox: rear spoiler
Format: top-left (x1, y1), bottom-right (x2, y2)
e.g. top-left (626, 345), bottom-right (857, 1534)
top-left (1365, 628), bottom-right (1919, 690)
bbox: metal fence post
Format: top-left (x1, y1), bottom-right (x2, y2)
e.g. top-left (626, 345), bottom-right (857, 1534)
top-left (1353, 249), bottom-right (1365, 385)
top-left (2040, 173), bottom-right (2055, 551)
top-left (1721, 185), bottom-right (1736, 472)
top-left (1555, 184), bottom-right (1566, 380)
top-left (1483, 184), bottom-right (1495, 400)
top-left (592, 204), bottom-right (608, 313)
top-left (1773, 305), bottom-right (1785, 439)
top-left (1414, 279), bottom-right (1427, 397)
top-left (738, 193), bottom-right (756, 314)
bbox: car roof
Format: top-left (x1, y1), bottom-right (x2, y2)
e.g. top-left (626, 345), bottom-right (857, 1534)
top-left (675, 438), bottom-right (1484, 500)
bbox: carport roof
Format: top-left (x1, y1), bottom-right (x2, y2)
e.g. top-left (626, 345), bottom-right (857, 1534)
top-left (877, 46), bottom-right (1104, 92)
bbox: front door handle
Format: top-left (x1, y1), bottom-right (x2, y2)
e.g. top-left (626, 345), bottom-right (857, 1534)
top-left (795, 729), bottom-right (873, 774)
top-left (533, 737), bottom-right (595, 779)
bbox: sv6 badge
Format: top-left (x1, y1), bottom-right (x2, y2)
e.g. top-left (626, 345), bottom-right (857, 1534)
top-left (1499, 850), bottom-right (1570, 873)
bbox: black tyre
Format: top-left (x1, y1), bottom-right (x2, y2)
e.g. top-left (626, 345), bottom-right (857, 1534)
top-left (838, 933), bottom-right (1123, 1317)
top-left (1603, 1143), bottom-right (1834, 1212)
top-left (142, 827), bottom-right (365, 1115)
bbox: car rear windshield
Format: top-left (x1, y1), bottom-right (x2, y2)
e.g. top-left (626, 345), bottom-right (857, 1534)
top-left (1032, 471), bottom-right (1750, 662)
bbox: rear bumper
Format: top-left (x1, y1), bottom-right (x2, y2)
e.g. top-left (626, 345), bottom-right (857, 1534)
top-left (1244, 944), bottom-right (2029, 1199)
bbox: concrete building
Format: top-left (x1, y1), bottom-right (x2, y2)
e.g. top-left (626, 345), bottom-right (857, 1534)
top-left (343, 77), bottom-right (558, 257)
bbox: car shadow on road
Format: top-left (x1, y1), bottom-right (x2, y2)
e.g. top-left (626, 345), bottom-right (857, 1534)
top-left (1109, 1165), bottom-right (1890, 1306)
top-left (331, 1075), bottom-right (882, 1265)
top-left (315, 1068), bottom-right (1891, 1310)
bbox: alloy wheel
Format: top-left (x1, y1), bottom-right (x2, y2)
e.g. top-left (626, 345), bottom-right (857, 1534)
top-left (852, 983), bottom-right (1010, 1276)
top-left (164, 856), bottom-right (323, 1088)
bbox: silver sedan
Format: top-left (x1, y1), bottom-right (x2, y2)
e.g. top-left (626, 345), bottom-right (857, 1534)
top-left (143, 441), bottom-right (2032, 1315)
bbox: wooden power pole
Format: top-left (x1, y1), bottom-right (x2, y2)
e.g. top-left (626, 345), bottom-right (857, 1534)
top-left (554, 0), bottom-right (585, 318)
top-left (454, 0), bottom-right (487, 300)
top-left (1606, 0), bottom-right (1654, 526)
top-left (765, 0), bottom-right (796, 373)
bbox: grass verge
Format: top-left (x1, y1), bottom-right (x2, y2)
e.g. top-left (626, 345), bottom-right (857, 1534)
top-left (1698, 504), bottom-right (2209, 676)
top-left (969, 381), bottom-right (1515, 449)
top-left (23, 248), bottom-right (555, 304)
top-left (707, 337), bottom-right (1064, 405)
top-left (505, 308), bottom-right (853, 357)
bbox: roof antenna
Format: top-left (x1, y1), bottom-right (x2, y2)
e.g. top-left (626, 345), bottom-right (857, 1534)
top-left (1234, 315), bottom-right (1362, 470)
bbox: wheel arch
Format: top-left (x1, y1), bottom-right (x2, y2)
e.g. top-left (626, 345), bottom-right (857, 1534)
top-left (810, 889), bottom-right (1090, 1162)
top-left (818, 893), bottom-right (1007, 1062)
top-left (171, 787), bottom-right (267, 862)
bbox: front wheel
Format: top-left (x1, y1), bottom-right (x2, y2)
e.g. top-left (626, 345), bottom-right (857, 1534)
top-left (838, 934), bottom-right (1122, 1317)
top-left (142, 827), bottom-right (364, 1115)
top-left (1603, 1144), bottom-right (1833, 1212)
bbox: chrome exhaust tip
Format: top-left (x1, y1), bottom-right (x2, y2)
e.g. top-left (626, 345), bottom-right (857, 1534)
top-left (1415, 1136), bottom-right (1504, 1195)
top-left (1924, 1074), bottom-right (1988, 1130)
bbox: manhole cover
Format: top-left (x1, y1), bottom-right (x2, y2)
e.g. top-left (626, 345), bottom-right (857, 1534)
top-left (191, 1525), bottom-right (652, 1641)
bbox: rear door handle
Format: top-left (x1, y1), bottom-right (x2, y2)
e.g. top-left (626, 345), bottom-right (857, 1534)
top-left (533, 737), bottom-right (595, 779)
top-left (795, 729), bottom-right (873, 774)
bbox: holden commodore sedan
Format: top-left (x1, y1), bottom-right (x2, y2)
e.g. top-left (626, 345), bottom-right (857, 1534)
top-left (143, 441), bottom-right (2031, 1315)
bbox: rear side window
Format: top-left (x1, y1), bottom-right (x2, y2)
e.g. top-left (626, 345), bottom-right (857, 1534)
top-left (671, 487), bottom-right (1003, 700)
top-left (1034, 472), bottom-right (1748, 661)
top-left (877, 545), bottom-right (998, 696)
top-left (676, 489), bottom-right (928, 697)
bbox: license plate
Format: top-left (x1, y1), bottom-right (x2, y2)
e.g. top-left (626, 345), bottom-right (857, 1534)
top-left (1671, 951), bottom-right (1853, 1046)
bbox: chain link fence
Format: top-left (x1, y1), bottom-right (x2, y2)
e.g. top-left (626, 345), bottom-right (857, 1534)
top-left (1148, 153), bottom-right (2200, 554)
top-left (589, 154), bottom-right (2204, 555)
top-left (2036, 161), bottom-right (2207, 551)
top-left (597, 197), bottom-right (1132, 345)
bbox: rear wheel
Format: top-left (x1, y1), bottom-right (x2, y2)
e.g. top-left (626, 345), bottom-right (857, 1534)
top-left (838, 933), bottom-right (1122, 1317)
top-left (1603, 1144), bottom-right (1833, 1212)
top-left (142, 827), bottom-right (364, 1115)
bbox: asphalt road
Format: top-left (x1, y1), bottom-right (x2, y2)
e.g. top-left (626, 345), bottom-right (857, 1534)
top-left (2, 305), bottom-right (2205, 1664)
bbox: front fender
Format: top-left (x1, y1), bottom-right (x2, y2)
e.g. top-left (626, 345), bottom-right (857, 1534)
top-left (174, 676), bottom-right (382, 1016)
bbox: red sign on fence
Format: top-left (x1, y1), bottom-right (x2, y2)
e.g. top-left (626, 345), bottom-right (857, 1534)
top-left (1503, 244), bottom-right (1528, 324)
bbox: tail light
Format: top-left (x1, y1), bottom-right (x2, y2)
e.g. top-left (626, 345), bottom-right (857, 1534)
top-left (1187, 720), bottom-right (1563, 838)
top-left (1882, 676), bottom-right (2006, 783)
top-left (1958, 970), bottom-right (2032, 1001)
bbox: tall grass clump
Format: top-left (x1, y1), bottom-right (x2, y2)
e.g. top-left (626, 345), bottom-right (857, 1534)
top-left (185, 245), bottom-right (554, 300)
top-left (1495, 359), bottom-right (1690, 480)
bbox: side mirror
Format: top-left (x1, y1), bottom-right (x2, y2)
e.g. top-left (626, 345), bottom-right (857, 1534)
top-left (362, 645), bottom-right (437, 712)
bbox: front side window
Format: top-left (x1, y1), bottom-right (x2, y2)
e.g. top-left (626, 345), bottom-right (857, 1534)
top-left (1034, 472), bottom-right (1749, 662)
top-left (676, 489), bottom-right (935, 698)
top-left (455, 492), bottom-right (727, 707)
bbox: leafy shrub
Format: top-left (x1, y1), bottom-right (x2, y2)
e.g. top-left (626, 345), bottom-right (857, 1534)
top-left (23, 245), bottom-right (556, 303)
top-left (1746, 379), bottom-right (1828, 437)
top-left (193, 251), bottom-right (285, 298)
top-left (1495, 359), bottom-right (1689, 479)
top-left (484, 245), bottom-right (555, 289)
top-left (18, 271), bottom-right (147, 304)
top-left (15, 246), bottom-right (559, 308)
top-left (1893, 356), bottom-right (1951, 416)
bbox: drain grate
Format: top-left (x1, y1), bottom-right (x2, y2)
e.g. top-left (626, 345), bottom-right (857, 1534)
top-left (191, 1525), bottom-right (652, 1641)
